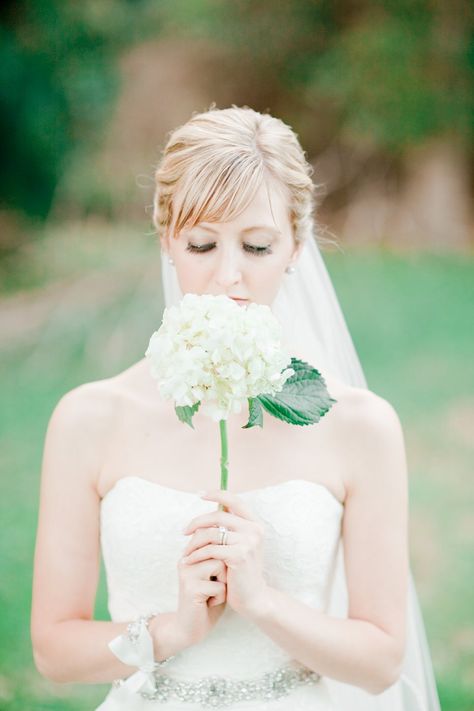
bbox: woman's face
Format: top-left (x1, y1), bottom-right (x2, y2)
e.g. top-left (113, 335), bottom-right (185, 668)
top-left (162, 179), bottom-right (302, 306)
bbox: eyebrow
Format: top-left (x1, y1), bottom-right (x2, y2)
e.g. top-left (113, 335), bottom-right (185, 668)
top-left (193, 225), bottom-right (281, 236)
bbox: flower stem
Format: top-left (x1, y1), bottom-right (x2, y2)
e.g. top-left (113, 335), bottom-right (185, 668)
top-left (218, 419), bottom-right (229, 512)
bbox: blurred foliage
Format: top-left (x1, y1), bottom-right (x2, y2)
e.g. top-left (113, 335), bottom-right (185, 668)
top-left (1, 0), bottom-right (472, 234)
top-left (308, 11), bottom-right (474, 147)
top-left (0, 0), bottom-right (162, 225)
top-left (177, 0), bottom-right (473, 149)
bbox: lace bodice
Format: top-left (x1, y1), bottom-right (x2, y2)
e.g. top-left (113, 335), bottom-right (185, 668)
top-left (97, 476), bottom-right (344, 709)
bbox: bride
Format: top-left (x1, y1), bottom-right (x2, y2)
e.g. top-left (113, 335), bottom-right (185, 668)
top-left (31, 105), bottom-right (441, 710)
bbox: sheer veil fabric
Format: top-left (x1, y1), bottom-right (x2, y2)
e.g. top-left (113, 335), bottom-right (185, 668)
top-left (160, 234), bottom-right (441, 711)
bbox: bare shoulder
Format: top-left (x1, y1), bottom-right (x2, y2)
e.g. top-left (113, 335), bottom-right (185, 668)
top-left (336, 384), bottom-right (407, 497)
top-left (48, 359), bottom-right (145, 427)
top-left (336, 383), bottom-right (402, 432)
top-left (333, 381), bottom-right (404, 448)
top-left (43, 375), bottom-right (125, 495)
top-left (48, 377), bottom-right (118, 438)
top-left (322, 372), bottom-right (406, 492)
top-left (45, 359), bottom-right (156, 468)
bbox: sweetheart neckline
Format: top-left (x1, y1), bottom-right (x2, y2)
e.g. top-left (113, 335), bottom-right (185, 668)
top-left (100, 475), bottom-right (344, 509)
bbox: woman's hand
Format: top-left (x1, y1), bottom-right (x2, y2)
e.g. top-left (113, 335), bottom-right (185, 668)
top-left (169, 555), bottom-right (228, 652)
top-left (181, 490), bottom-right (270, 618)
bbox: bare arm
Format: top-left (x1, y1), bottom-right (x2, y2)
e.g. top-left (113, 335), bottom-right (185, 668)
top-left (32, 617), bottom-right (181, 684)
top-left (31, 384), bottom-right (184, 684)
top-left (243, 391), bottom-right (409, 695)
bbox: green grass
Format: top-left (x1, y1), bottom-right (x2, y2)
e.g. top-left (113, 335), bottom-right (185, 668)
top-left (0, 223), bottom-right (473, 709)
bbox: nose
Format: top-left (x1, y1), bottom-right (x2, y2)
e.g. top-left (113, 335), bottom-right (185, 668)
top-left (214, 245), bottom-right (242, 289)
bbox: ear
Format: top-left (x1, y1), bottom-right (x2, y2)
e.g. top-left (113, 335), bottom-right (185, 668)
top-left (160, 230), bottom-right (171, 256)
top-left (290, 239), bottom-right (304, 265)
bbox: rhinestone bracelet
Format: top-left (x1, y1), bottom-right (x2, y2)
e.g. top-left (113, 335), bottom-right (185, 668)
top-left (109, 611), bottom-right (177, 697)
top-left (125, 612), bottom-right (176, 669)
top-left (133, 664), bottom-right (321, 708)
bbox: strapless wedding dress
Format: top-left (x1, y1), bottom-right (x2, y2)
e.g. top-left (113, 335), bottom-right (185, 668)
top-left (96, 476), bottom-right (344, 710)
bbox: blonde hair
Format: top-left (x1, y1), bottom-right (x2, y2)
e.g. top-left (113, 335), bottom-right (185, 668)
top-left (152, 104), bottom-right (319, 245)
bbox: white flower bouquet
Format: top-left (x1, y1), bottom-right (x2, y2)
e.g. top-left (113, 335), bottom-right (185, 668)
top-left (145, 294), bottom-right (336, 504)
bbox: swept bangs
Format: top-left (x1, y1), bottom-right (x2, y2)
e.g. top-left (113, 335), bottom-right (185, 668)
top-left (169, 149), bottom-right (265, 237)
top-left (153, 106), bottom-right (317, 245)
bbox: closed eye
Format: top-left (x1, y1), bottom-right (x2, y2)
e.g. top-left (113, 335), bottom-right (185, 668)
top-left (186, 242), bottom-right (215, 253)
top-left (244, 244), bottom-right (272, 256)
top-left (186, 243), bottom-right (273, 256)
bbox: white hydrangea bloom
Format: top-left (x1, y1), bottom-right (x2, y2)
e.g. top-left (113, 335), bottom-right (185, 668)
top-left (145, 293), bottom-right (294, 421)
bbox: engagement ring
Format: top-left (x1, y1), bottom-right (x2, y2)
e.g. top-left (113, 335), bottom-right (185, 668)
top-left (217, 525), bottom-right (228, 545)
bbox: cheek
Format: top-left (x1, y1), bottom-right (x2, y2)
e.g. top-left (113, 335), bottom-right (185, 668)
top-left (174, 255), bottom-right (212, 292)
top-left (260, 261), bottom-right (285, 283)
top-left (269, 250), bottom-right (291, 277)
top-left (251, 260), bottom-right (288, 302)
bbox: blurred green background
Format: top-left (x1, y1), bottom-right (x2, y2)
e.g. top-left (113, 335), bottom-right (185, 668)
top-left (0, 1), bottom-right (473, 709)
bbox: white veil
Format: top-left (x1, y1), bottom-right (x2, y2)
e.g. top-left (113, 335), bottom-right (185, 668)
top-left (160, 235), bottom-right (441, 711)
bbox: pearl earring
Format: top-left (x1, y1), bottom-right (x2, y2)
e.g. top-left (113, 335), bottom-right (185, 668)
top-left (161, 249), bottom-right (174, 266)
top-left (285, 265), bottom-right (296, 274)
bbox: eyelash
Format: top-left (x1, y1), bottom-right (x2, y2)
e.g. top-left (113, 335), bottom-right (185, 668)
top-left (186, 243), bottom-right (272, 257)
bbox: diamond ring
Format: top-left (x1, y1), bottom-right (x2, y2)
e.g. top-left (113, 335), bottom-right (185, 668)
top-left (217, 525), bottom-right (228, 545)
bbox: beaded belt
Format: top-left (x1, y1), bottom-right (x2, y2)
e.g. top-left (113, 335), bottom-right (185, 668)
top-left (134, 663), bottom-right (321, 707)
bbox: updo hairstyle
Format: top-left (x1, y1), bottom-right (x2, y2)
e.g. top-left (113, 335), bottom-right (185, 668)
top-left (152, 105), bottom-right (318, 246)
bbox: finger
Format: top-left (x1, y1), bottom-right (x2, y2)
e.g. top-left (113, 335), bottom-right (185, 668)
top-left (208, 598), bottom-right (223, 607)
top-left (183, 510), bottom-right (249, 536)
top-left (208, 586), bottom-right (227, 606)
top-left (182, 544), bottom-right (237, 566)
top-left (215, 565), bottom-right (227, 583)
top-left (209, 558), bottom-right (227, 583)
top-left (198, 580), bottom-right (226, 598)
top-left (186, 557), bottom-right (227, 581)
top-left (200, 490), bottom-right (256, 521)
top-left (183, 527), bottom-right (236, 556)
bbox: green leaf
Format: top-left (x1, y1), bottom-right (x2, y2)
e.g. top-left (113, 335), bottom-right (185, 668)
top-left (242, 397), bottom-right (264, 429)
top-left (175, 401), bottom-right (201, 428)
top-left (257, 358), bottom-right (337, 426)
